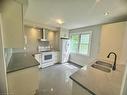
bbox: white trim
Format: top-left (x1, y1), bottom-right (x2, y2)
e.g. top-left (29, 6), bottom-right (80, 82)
top-left (88, 31), bottom-right (92, 56)
top-left (120, 63), bottom-right (127, 95)
top-left (0, 13), bottom-right (8, 94)
top-left (70, 31), bottom-right (92, 56)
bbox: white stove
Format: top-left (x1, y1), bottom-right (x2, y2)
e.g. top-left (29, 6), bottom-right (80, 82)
top-left (35, 48), bottom-right (55, 68)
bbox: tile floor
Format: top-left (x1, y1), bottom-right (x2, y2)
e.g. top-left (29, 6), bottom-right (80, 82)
top-left (37, 63), bottom-right (80, 95)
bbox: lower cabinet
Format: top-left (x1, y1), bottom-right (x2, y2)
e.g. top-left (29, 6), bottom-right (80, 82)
top-left (72, 81), bottom-right (93, 95)
top-left (53, 51), bottom-right (60, 63)
top-left (7, 66), bottom-right (40, 95)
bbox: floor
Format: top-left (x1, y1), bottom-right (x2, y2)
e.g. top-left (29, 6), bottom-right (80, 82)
top-left (7, 63), bottom-right (80, 95)
top-left (37, 63), bottom-right (80, 95)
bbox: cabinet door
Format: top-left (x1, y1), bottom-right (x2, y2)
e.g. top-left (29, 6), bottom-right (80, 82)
top-left (2, 0), bottom-right (24, 48)
top-left (53, 52), bottom-right (60, 63)
top-left (7, 66), bottom-right (40, 95)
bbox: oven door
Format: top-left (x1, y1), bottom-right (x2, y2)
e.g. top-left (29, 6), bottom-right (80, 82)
top-left (42, 53), bottom-right (53, 63)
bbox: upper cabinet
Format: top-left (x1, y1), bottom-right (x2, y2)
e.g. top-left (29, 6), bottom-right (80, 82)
top-left (60, 28), bottom-right (69, 38)
top-left (1, 0), bottom-right (28, 48)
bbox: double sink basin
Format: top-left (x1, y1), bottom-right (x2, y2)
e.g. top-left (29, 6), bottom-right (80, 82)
top-left (91, 61), bottom-right (112, 73)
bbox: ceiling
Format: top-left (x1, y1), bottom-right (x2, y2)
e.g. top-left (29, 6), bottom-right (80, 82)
top-left (24, 0), bottom-right (127, 29)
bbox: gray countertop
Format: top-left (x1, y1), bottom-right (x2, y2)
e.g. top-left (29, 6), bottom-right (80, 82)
top-left (7, 53), bottom-right (40, 73)
top-left (70, 61), bottom-right (125, 95)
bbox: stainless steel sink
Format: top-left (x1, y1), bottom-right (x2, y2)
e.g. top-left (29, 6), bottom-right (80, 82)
top-left (91, 64), bottom-right (111, 73)
top-left (95, 61), bottom-right (112, 68)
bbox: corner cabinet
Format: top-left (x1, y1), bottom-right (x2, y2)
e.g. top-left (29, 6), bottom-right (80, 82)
top-left (2, 0), bottom-right (25, 48)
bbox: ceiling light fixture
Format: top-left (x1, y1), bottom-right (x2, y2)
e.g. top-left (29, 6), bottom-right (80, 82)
top-left (56, 19), bottom-right (64, 24)
top-left (96, 0), bottom-right (101, 3)
top-left (104, 11), bottom-right (110, 16)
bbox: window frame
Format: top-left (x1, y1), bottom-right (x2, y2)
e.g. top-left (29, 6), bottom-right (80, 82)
top-left (70, 31), bottom-right (92, 56)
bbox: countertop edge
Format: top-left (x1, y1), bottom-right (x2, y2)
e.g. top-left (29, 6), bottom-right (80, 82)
top-left (70, 76), bottom-right (96, 95)
top-left (69, 60), bottom-right (125, 95)
top-left (7, 64), bottom-right (39, 73)
top-left (7, 54), bottom-right (40, 73)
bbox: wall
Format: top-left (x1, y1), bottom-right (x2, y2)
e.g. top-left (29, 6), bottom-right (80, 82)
top-left (12, 26), bottom-right (42, 53)
top-left (0, 13), bottom-right (8, 94)
top-left (47, 31), bottom-right (60, 50)
top-left (24, 26), bottom-right (42, 53)
top-left (69, 25), bottom-right (101, 66)
top-left (13, 26), bottom-right (60, 53)
top-left (98, 22), bottom-right (126, 64)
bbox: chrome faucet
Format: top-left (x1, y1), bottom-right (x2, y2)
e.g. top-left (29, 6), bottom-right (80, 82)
top-left (107, 52), bottom-right (117, 71)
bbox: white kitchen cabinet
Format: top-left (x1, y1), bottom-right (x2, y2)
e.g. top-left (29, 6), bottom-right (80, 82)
top-left (7, 66), bottom-right (40, 95)
top-left (1, 0), bottom-right (25, 48)
top-left (60, 28), bottom-right (69, 38)
top-left (72, 81), bottom-right (93, 95)
top-left (53, 51), bottom-right (60, 63)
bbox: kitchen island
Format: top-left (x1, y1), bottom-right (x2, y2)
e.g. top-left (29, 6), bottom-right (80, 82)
top-left (70, 61), bottom-right (125, 95)
top-left (7, 53), bottom-right (40, 95)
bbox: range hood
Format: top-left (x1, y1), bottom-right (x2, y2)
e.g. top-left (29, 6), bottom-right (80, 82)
top-left (39, 28), bottom-right (48, 41)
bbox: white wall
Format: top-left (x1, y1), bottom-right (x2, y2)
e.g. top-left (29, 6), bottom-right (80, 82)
top-left (0, 13), bottom-right (8, 94)
top-left (12, 26), bottom-right (42, 53)
top-left (47, 30), bottom-right (60, 50)
top-left (98, 22), bottom-right (126, 64)
top-left (69, 25), bottom-right (101, 66)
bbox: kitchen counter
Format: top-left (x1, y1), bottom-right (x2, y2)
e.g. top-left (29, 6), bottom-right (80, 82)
top-left (70, 61), bottom-right (125, 95)
top-left (7, 53), bottom-right (40, 73)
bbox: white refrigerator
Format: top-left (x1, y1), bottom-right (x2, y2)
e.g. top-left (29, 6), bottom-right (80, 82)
top-left (60, 38), bottom-right (70, 63)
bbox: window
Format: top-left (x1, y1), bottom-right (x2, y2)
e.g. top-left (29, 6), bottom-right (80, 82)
top-left (70, 32), bottom-right (92, 55)
top-left (70, 34), bottom-right (79, 53)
